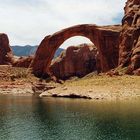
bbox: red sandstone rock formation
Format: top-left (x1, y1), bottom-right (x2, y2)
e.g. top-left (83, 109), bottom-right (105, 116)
top-left (119, 0), bottom-right (140, 74)
top-left (13, 56), bottom-right (34, 68)
top-left (0, 33), bottom-right (34, 68)
top-left (0, 33), bottom-right (13, 65)
top-left (0, 0), bottom-right (139, 79)
top-left (32, 24), bottom-right (121, 77)
top-left (50, 44), bottom-right (98, 79)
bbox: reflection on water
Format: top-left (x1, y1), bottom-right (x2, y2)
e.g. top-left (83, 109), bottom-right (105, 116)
top-left (0, 95), bottom-right (140, 140)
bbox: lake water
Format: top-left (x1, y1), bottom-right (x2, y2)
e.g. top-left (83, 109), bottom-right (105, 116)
top-left (0, 95), bottom-right (140, 140)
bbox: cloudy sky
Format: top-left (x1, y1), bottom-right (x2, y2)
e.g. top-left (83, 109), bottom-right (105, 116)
top-left (0, 0), bottom-right (126, 48)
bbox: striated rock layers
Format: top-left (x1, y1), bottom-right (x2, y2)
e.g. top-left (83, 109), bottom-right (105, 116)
top-left (32, 24), bottom-right (121, 77)
top-left (119, 0), bottom-right (140, 74)
top-left (50, 44), bottom-right (98, 79)
top-left (0, 33), bottom-right (13, 65)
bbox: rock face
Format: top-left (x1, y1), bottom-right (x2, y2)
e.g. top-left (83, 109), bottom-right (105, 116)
top-left (32, 24), bottom-right (121, 77)
top-left (119, 0), bottom-right (140, 73)
top-left (50, 44), bottom-right (97, 79)
top-left (13, 56), bottom-right (34, 68)
top-left (0, 33), bottom-right (13, 65)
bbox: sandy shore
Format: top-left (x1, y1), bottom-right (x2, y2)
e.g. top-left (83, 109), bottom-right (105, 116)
top-left (40, 75), bottom-right (140, 100)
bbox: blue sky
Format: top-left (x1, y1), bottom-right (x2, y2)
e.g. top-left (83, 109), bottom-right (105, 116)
top-left (0, 0), bottom-right (126, 48)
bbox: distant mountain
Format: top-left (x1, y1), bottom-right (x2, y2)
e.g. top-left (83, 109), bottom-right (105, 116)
top-left (11, 45), bottom-right (64, 58)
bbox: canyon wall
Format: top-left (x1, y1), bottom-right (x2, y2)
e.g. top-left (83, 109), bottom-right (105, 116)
top-left (119, 0), bottom-right (140, 74)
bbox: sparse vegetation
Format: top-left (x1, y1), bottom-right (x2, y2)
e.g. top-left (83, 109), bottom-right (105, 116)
top-left (113, 66), bottom-right (129, 75)
top-left (66, 74), bottom-right (140, 87)
top-left (45, 73), bottom-right (140, 100)
top-left (0, 65), bottom-right (38, 84)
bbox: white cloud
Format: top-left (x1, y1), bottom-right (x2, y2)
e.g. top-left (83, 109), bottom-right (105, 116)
top-left (0, 0), bottom-right (126, 48)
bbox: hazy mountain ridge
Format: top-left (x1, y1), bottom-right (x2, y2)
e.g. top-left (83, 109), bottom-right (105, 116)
top-left (11, 45), bottom-right (64, 58)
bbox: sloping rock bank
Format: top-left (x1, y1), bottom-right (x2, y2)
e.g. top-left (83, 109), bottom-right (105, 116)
top-left (0, 85), bottom-right (34, 96)
top-left (39, 75), bottom-right (140, 100)
top-left (50, 44), bottom-right (98, 79)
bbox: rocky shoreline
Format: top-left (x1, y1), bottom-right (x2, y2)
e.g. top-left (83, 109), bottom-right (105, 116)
top-left (0, 84), bottom-right (34, 96)
top-left (0, 75), bottom-right (140, 101)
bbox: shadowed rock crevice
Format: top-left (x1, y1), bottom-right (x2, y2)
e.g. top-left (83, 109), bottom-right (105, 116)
top-left (52, 93), bottom-right (92, 99)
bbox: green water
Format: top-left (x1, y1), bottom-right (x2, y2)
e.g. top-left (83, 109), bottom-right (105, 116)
top-left (0, 96), bottom-right (140, 140)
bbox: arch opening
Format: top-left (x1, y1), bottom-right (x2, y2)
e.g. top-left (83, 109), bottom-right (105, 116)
top-left (59, 36), bottom-right (93, 49)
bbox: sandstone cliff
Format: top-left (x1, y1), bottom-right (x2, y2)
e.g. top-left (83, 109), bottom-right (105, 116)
top-left (0, 33), bottom-right (13, 65)
top-left (50, 44), bottom-right (98, 79)
top-left (119, 0), bottom-right (140, 74)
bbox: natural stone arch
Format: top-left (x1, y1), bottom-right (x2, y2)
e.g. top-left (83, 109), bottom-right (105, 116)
top-left (32, 24), bottom-right (121, 77)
